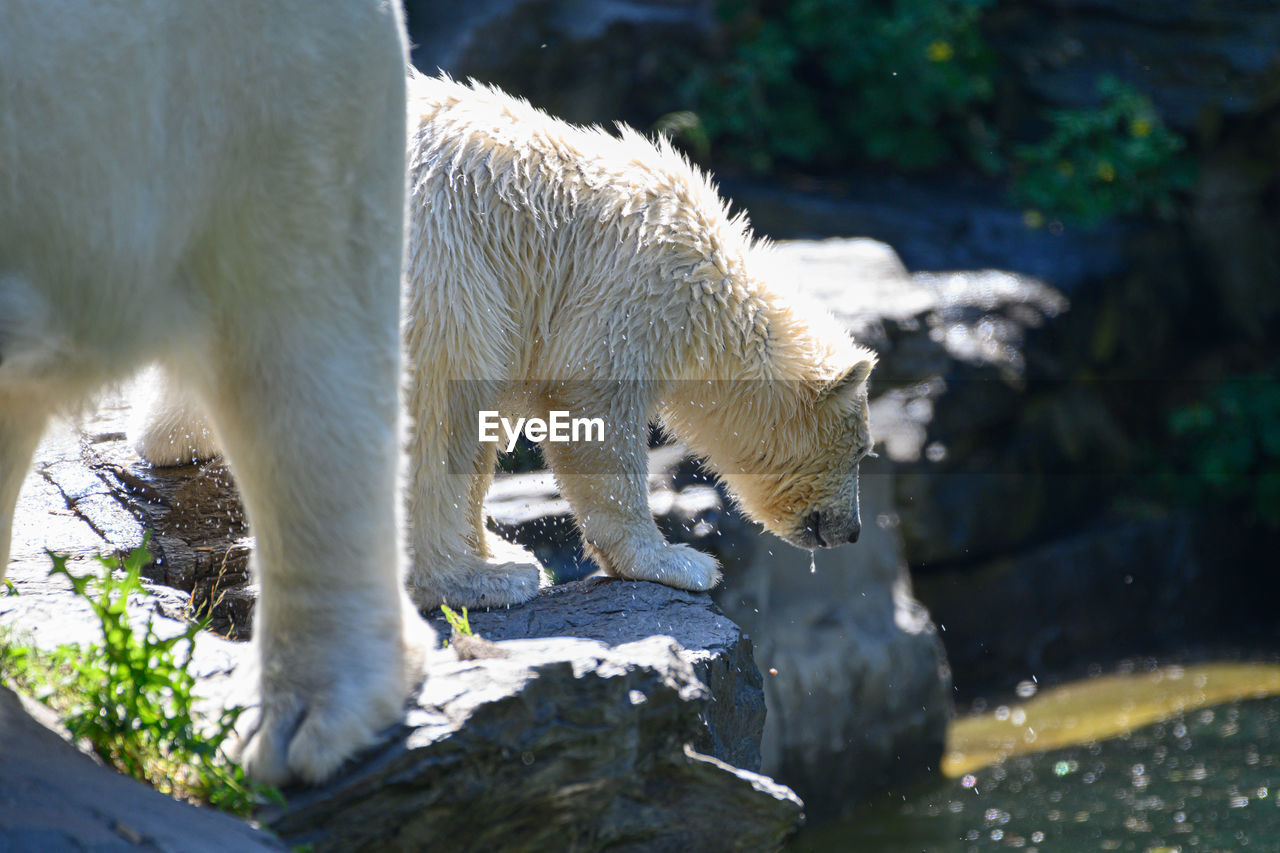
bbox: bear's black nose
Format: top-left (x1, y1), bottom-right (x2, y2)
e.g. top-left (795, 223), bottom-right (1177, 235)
top-left (846, 520), bottom-right (861, 544)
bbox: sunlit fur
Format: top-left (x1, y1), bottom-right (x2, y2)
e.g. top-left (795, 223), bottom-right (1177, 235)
top-left (402, 72), bottom-right (876, 608)
top-left (1, 0), bottom-right (429, 786)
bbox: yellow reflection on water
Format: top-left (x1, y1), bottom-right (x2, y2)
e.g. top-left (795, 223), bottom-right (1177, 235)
top-left (943, 662), bottom-right (1280, 778)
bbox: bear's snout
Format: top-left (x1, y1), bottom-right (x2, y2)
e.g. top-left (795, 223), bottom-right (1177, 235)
top-left (799, 510), bottom-right (860, 548)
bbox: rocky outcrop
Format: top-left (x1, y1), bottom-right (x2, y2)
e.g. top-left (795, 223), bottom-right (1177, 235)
top-left (247, 636), bottom-right (800, 853)
top-left (432, 575), bottom-right (768, 773)
top-left (913, 509), bottom-right (1245, 696)
top-left (775, 238), bottom-right (1122, 568)
top-left (0, 685), bottom-right (285, 853)
top-left (485, 437), bottom-right (953, 819)
top-left (721, 177), bottom-right (1130, 296)
top-left (5, 413), bottom-right (800, 851)
top-left (709, 454), bottom-right (952, 817)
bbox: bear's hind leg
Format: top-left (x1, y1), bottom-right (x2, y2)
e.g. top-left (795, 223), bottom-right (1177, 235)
top-left (404, 383), bottom-right (543, 610)
top-left (470, 440), bottom-right (545, 584)
top-left (0, 404), bottom-right (49, 582)
top-left (544, 417), bottom-right (721, 592)
top-left (129, 366), bottom-right (220, 466)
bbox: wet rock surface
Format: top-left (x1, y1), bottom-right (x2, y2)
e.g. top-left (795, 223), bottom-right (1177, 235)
top-left (427, 575), bottom-right (768, 773)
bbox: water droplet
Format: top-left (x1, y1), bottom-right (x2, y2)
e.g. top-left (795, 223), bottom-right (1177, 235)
top-left (808, 550), bottom-right (816, 573)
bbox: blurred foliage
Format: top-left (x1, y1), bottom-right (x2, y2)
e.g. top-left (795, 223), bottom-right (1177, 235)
top-left (668, 1), bottom-right (1194, 227)
top-left (1012, 76), bottom-right (1195, 228)
top-left (676, 0), bottom-right (999, 174)
top-left (1164, 373), bottom-right (1280, 528)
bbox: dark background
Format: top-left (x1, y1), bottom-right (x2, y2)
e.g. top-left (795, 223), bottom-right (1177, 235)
top-left (400, 0), bottom-right (1280, 709)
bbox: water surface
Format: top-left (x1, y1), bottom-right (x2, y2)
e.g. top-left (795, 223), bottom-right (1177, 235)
top-left (796, 663), bottom-right (1280, 852)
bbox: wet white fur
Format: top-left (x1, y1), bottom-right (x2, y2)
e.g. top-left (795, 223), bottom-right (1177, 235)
top-left (401, 73), bottom-right (876, 608)
top-left (0, 0), bottom-right (431, 785)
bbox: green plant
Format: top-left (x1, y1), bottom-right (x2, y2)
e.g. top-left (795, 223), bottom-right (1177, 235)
top-left (439, 603), bottom-right (473, 637)
top-left (0, 544), bottom-right (281, 815)
top-left (1012, 76), bottom-right (1194, 227)
top-left (1164, 373), bottom-right (1280, 527)
top-left (678, 0), bottom-right (998, 173)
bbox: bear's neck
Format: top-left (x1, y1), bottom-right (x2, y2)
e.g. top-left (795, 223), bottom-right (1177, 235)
top-left (676, 278), bottom-right (828, 385)
top-left (660, 281), bottom-right (819, 448)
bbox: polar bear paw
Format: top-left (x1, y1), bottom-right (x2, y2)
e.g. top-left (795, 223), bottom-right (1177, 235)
top-left (129, 403), bottom-right (220, 466)
top-left (601, 540), bottom-right (723, 592)
top-left (234, 608), bottom-right (430, 786)
top-left (407, 550), bottom-right (546, 611)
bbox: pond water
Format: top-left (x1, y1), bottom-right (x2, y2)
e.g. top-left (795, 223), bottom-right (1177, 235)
top-left (795, 663), bottom-right (1280, 852)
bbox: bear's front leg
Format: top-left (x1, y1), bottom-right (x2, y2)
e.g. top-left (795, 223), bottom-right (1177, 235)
top-left (543, 419), bottom-right (721, 593)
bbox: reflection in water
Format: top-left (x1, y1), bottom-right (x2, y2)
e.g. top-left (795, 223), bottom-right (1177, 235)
top-left (946, 663), bottom-right (1280, 778)
top-left (795, 663), bottom-right (1280, 852)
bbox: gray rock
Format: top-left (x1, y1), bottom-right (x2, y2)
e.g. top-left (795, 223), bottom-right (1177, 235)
top-left (241, 636), bottom-right (801, 853)
top-left (772, 239), bottom-right (1134, 568)
top-left (721, 177), bottom-right (1131, 295)
top-left (710, 455), bottom-right (952, 817)
top-left (912, 509), bottom-right (1245, 697)
top-left (773, 238), bottom-right (1069, 388)
top-left (0, 685), bottom-right (286, 853)
top-left (433, 576), bottom-right (767, 772)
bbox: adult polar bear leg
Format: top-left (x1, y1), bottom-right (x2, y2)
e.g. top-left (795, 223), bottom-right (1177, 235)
top-left (199, 294), bottom-right (427, 784)
top-left (129, 368), bottom-right (219, 467)
top-left (1, 0), bottom-right (426, 785)
top-left (0, 406), bottom-right (50, 583)
top-left (179, 4), bottom-right (428, 784)
top-left (403, 376), bottom-right (543, 610)
top-left (542, 395), bottom-right (722, 592)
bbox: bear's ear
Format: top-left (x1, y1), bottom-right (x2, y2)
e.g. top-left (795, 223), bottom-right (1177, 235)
top-left (817, 357), bottom-right (875, 405)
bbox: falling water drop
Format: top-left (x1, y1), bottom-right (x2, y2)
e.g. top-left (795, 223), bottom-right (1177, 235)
top-left (809, 550), bottom-right (817, 573)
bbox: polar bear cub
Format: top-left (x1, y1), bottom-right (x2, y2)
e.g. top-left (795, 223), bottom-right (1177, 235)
top-left (133, 71), bottom-right (878, 613)
top-left (1, 1), bottom-right (428, 784)
top-left (401, 73), bottom-right (877, 609)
